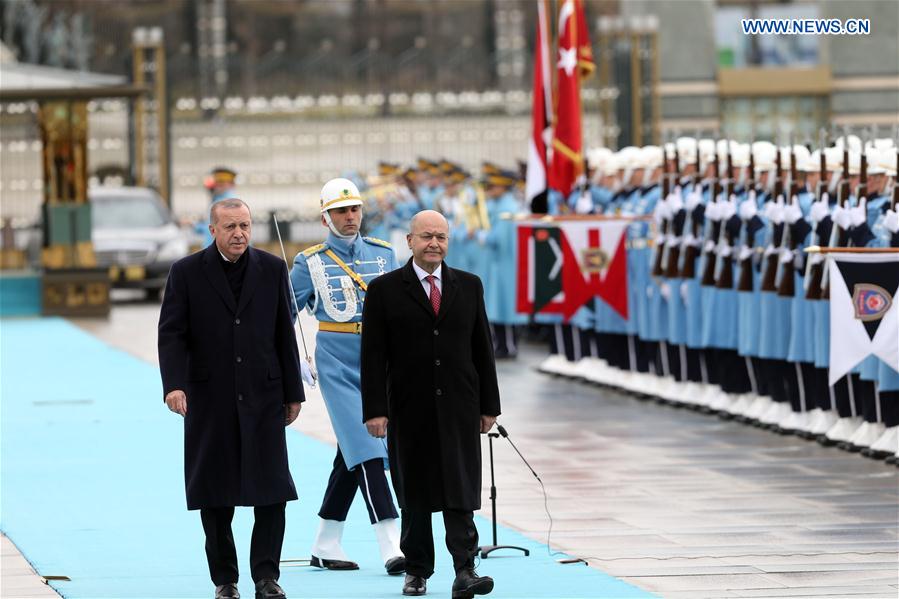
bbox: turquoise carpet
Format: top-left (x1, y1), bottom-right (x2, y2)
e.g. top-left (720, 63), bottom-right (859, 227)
top-left (1, 318), bottom-right (651, 598)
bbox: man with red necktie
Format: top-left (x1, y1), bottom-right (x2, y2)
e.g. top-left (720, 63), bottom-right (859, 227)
top-left (360, 210), bottom-right (502, 598)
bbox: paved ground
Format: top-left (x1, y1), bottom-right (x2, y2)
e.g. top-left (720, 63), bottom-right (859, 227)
top-left (1, 534), bottom-right (60, 598)
top-left (6, 297), bottom-right (897, 598)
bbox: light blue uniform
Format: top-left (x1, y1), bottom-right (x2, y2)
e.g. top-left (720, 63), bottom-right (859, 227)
top-left (737, 190), bottom-right (766, 358)
top-left (785, 190), bottom-right (816, 364)
top-left (482, 192), bottom-right (527, 325)
top-left (290, 233), bottom-right (398, 469)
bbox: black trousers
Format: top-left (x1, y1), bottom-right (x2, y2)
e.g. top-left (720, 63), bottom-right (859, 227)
top-left (400, 509), bottom-right (478, 579)
top-left (318, 446), bottom-right (398, 524)
top-left (491, 324), bottom-right (519, 358)
top-left (200, 502), bottom-right (285, 585)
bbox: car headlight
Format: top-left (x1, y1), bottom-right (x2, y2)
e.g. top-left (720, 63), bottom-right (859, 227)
top-left (157, 238), bottom-right (189, 261)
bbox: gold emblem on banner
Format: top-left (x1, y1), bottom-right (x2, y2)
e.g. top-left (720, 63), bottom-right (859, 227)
top-left (582, 248), bottom-right (608, 274)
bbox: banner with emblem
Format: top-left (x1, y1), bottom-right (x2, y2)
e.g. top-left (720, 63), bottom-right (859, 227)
top-left (828, 252), bottom-right (899, 385)
top-left (516, 216), bottom-right (629, 321)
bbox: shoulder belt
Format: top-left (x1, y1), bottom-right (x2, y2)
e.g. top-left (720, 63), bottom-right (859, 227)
top-left (302, 243), bottom-right (327, 257)
top-left (363, 236), bottom-right (392, 248)
top-left (324, 249), bottom-right (368, 292)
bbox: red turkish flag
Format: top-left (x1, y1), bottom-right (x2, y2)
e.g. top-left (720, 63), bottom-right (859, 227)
top-left (547, 0), bottom-right (593, 198)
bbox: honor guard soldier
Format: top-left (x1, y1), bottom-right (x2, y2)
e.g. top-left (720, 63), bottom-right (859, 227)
top-left (199, 167), bottom-right (240, 247)
top-left (289, 178), bottom-right (406, 575)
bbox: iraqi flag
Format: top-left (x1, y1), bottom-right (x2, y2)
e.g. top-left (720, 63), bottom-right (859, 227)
top-left (828, 252), bottom-right (899, 385)
top-left (525, 0), bottom-right (552, 212)
top-left (516, 217), bottom-right (629, 321)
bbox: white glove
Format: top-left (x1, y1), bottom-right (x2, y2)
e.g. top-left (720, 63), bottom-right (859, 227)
top-left (705, 200), bottom-right (721, 222)
top-left (719, 194), bottom-right (737, 221)
top-left (779, 248), bottom-right (794, 264)
top-left (738, 245), bottom-right (753, 261)
top-left (739, 192), bottom-right (758, 221)
top-left (668, 187), bottom-right (684, 214)
top-left (783, 196), bottom-right (803, 225)
top-left (848, 198), bottom-right (867, 228)
top-left (575, 192), bottom-right (593, 214)
top-left (684, 185), bottom-right (702, 211)
top-left (716, 242), bottom-right (732, 258)
top-left (809, 192), bottom-right (830, 224)
top-left (680, 280), bottom-right (690, 305)
top-left (653, 199), bottom-right (672, 224)
top-left (883, 209), bottom-right (899, 233)
top-left (301, 357), bottom-right (317, 387)
top-left (832, 204), bottom-right (852, 229)
top-left (659, 281), bottom-right (671, 300)
top-left (763, 195), bottom-right (786, 224)
top-left (704, 239), bottom-right (717, 254)
top-left (682, 233), bottom-right (699, 248)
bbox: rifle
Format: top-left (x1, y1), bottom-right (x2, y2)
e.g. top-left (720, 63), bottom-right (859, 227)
top-left (820, 128), bottom-right (853, 299)
top-left (736, 139), bottom-right (758, 292)
top-left (679, 138), bottom-right (703, 279)
top-left (760, 144), bottom-right (784, 292)
top-left (776, 136), bottom-right (801, 297)
top-left (715, 140), bottom-right (737, 289)
top-left (664, 141), bottom-right (686, 278)
top-left (856, 133), bottom-right (868, 204)
top-left (804, 128), bottom-right (829, 299)
top-left (700, 142), bottom-right (721, 286)
top-left (651, 142), bottom-right (671, 277)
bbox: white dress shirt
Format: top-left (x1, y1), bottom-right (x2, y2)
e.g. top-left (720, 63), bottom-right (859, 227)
top-left (412, 261), bottom-right (442, 298)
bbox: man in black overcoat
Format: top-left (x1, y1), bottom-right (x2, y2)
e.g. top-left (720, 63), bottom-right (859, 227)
top-left (360, 210), bottom-right (501, 598)
top-left (158, 199), bottom-right (304, 599)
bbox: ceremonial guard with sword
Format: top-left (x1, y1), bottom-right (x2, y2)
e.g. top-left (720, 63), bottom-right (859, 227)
top-left (289, 178), bottom-right (406, 576)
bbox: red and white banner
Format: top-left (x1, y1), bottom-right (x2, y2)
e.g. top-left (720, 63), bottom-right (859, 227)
top-left (525, 0), bottom-right (553, 206)
top-left (516, 217), bottom-right (629, 321)
top-left (547, 0), bottom-right (594, 197)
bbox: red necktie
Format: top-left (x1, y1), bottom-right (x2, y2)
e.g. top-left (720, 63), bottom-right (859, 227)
top-left (426, 275), bottom-right (441, 315)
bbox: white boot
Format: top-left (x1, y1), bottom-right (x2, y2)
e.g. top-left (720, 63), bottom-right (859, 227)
top-left (869, 425), bottom-right (899, 454)
top-left (310, 518), bottom-right (352, 563)
top-left (850, 422), bottom-right (886, 449)
top-left (809, 409), bottom-right (839, 435)
top-left (825, 416), bottom-right (863, 443)
top-left (744, 395), bottom-right (773, 421)
top-left (373, 518), bottom-right (404, 565)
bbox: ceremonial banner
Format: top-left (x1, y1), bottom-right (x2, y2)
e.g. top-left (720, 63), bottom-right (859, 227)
top-left (547, 0), bottom-right (593, 197)
top-left (828, 252), bottom-right (899, 385)
top-left (525, 0), bottom-right (553, 210)
top-left (516, 217), bottom-right (628, 321)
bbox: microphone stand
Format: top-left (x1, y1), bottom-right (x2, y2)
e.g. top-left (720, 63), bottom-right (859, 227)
top-left (478, 427), bottom-right (530, 558)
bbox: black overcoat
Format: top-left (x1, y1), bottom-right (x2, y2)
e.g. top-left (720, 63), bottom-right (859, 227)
top-left (158, 244), bottom-right (304, 510)
top-left (360, 259), bottom-right (500, 511)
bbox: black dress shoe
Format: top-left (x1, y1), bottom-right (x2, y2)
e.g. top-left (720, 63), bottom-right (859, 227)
top-left (215, 583), bottom-right (240, 599)
top-left (254, 579), bottom-right (285, 599)
top-left (451, 568), bottom-right (494, 598)
top-left (402, 574), bottom-right (427, 596)
top-left (310, 555), bottom-right (359, 570)
top-left (385, 556), bottom-right (406, 575)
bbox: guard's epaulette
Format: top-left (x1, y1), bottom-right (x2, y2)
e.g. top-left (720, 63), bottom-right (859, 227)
top-left (301, 243), bottom-right (327, 257)
top-left (363, 236), bottom-right (392, 249)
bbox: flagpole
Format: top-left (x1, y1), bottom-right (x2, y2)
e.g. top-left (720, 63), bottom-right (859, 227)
top-left (805, 246), bottom-right (899, 254)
